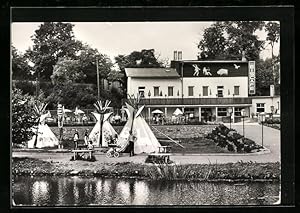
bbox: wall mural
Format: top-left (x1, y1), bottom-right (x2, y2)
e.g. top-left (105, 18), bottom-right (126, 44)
top-left (182, 62), bottom-right (248, 77)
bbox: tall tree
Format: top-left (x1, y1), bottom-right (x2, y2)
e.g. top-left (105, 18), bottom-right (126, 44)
top-left (77, 44), bottom-right (113, 84)
top-left (197, 22), bottom-right (228, 60)
top-left (197, 21), bottom-right (265, 61)
top-left (115, 49), bottom-right (163, 96)
top-left (12, 46), bottom-right (32, 80)
top-left (265, 21), bottom-right (280, 59)
top-left (25, 22), bottom-right (82, 81)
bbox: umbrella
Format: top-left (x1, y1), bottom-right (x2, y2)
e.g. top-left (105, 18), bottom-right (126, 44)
top-left (173, 108), bottom-right (183, 116)
top-left (63, 109), bottom-right (72, 113)
top-left (152, 109), bottom-right (163, 114)
top-left (76, 109), bottom-right (85, 114)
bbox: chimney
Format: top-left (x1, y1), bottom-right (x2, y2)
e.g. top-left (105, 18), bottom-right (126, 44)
top-left (173, 51), bottom-right (178, 61)
top-left (178, 51), bottom-right (182, 60)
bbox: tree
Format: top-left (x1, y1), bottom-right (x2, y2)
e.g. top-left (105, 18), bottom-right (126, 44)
top-left (115, 49), bottom-right (163, 96)
top-left (265, 22), bottom-right (280, 59)
top-left (198, 22), bottom-right (228, 60)
top-left (197, 21), bottom-right (265, 61)
top-left (256, 58), bottom-right (280, 96)
top-left (12, 46), bottom-right (33, 80)
top-left (25, 22), bottom-right (82, 81)
top-left (51, 57), bottom-right (86, 85)
top-left (12, 88), bottom-right (37, 144)
top-left (77, 44), bottom-right (113, 84)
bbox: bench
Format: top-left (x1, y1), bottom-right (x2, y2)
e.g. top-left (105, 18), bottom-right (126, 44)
top-left (148, 153), bottom-right (171, 164)
top-left (72, 149), bottom-right (94, 160)
top-left (158, 146), bottom-right (172, 153)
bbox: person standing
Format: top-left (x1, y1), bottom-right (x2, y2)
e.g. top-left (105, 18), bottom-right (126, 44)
top-left (73, 129), bottom-right (79, 150)
top-left (84, 129), bottom-right (89, 146)
top-left (128, 130), bottom-right (136, 157)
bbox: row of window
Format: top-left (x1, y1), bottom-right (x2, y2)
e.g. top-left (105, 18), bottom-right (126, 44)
top-left (138, 86), bottom-right (240, 97)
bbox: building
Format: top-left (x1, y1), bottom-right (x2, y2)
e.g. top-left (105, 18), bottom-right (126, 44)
top-left (125, 53), bottom-right (280, 123)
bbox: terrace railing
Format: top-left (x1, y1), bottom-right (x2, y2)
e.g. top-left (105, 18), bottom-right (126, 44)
top-left (124, 97), bottom-right (252, 106)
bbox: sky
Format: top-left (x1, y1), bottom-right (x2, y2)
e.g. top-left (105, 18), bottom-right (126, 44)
top-left (11, 22), bottom-right (279, 62)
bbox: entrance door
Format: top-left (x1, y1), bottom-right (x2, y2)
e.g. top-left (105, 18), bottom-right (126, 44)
top-left (201, 108), bottom-right (212, 122)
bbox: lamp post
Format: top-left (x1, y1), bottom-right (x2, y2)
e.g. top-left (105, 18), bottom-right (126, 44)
top-left (260, 112), bottom-right (266, 147)
top-left (241, 109), bottom-right (245, 137)
top-left (227, 107), bottom-right (233, 129)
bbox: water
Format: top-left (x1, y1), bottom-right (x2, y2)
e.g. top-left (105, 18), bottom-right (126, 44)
top-left (12, 176), bottom-right (280, 206)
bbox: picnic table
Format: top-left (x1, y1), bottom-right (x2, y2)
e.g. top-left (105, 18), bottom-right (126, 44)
top-left (147, 153), bottom-right (171, 164)
top-left (158, 145), bottom-right (172, 153)
top-left (72, 149), bottom-right (94, 160)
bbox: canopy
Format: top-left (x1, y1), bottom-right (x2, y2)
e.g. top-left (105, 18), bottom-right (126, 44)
top-left (63, 109), bottom-right (72, 113)
top-left (173, 108), bottom-right (183, 116)
top-left (75, 108), bottom-right (85, 114)
top-left (152, 109), bottom-right (163, 114)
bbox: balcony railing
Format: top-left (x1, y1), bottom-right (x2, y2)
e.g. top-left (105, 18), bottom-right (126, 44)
top-left (125, 97), bottom-right (252, 106)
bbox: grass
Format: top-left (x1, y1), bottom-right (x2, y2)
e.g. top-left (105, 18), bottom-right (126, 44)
top-left (12, 157), bottom-right (280, 181)
top-left (159, 137), bottom-right (231, 154)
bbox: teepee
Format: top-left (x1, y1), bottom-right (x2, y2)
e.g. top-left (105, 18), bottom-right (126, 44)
top-left (89, 112), bottom-right (117, 147)
top-left (117, 98), bottom-right (161, 154)
top-left (28, 103), bottom-right (59, 148)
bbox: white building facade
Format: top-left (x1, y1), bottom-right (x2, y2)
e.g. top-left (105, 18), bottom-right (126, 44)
top-left (125, 59), bottom-right (280, 123)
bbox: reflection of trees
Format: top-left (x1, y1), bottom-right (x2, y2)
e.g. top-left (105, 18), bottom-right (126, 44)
top-left (32, 180), bottom-right (50, 205)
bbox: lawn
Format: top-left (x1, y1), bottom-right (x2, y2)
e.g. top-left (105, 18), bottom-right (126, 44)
top-left (159, 137), bottom-right (231, 154)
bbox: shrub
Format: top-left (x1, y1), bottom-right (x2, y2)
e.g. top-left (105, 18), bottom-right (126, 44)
top-left (12, 88), bottom-right (37, 144)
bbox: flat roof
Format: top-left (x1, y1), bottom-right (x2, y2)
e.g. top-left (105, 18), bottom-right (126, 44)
top-left (125, 68), bottom-right (180, 78)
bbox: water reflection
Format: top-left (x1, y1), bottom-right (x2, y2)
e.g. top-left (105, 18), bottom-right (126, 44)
top-left (13, 176), bottom-right (280, 206)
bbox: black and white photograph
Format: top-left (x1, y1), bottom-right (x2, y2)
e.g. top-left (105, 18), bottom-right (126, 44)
top-left (9, 7), bottom-right (292, 207)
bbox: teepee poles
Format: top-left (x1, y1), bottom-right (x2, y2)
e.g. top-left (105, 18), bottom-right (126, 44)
top-left (94, 100), bottom-right (111, 147)
top-left (32, 102), bottom-right (48, 148)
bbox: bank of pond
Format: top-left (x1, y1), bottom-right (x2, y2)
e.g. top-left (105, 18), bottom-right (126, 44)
top-left (12, 157), bottom-right (280, 181)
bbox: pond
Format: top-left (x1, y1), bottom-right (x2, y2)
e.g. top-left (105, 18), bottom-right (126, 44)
top-left (12, 176), bottom-right (280, 206)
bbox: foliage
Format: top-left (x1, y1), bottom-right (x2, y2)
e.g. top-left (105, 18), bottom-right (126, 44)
top-left (51, 58), bottom-right (86, 84)
top-left (115, 49), bottom-right (164, 96)
top-left (198, 21), bottom-right (265, 61)
top-left (12, 88), bottom-right (37, 144)
top-left (76, 44), bottom-right (113, 84)
top-left (25, 22), bottom-right (82, 80)
top-left (256, 58), bottom-right (280, 95)
top-left (12, 46), bottom-right (33, 80)
top-left (265, 21), bottom-right (280, 58)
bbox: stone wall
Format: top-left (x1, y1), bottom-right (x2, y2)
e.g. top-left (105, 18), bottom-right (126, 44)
top-left (50, 124), bottom-right (217, 140)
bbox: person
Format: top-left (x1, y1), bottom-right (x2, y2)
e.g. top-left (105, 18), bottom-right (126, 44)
top-left (128, 130), bottom-right (136, 157)
top-left (88, 141), bottom-right (94, 150)
top-left (58, 127), bottom-right (64, 149)
top-left (84, 129), bottom-right (89, 146)
top-left (73, 129), bottom-right (79, 149)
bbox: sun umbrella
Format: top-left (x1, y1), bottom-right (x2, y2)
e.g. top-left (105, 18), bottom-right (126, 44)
top-left (76, 109), bottom-right (85, 114)
top-left (63, 109), bottom-right (72, 113)
top-left (173, 108), bottom-right (183, 116)
top-left (152, 109), bottom-right (163, 114)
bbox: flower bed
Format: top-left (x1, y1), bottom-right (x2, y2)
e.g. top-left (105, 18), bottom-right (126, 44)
top-left (206, 124), bottom-right (263, 153)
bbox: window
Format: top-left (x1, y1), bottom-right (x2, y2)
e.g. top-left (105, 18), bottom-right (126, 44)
top-left (256, 103), bottom-right (265, 113)
top-left (217, 108), bottom-right (227, 116)
top-left (234, 86), bottom-right (240, 95)
top-left (203, 86), bottom-right (208, 96)
top-left (138, 86), bottom-right (145, 97)
top-left (154, 87), bottom-right (159, 97)
top-left (168, 86), bottom-right (174, 96)
top-left (188, 86), bottom-right (194, 96)
top-left (217, 86), bottom-right (224, 97)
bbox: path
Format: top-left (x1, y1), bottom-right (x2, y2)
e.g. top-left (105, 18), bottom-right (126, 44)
top-left (12, 123), bottom-right (280, 165)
